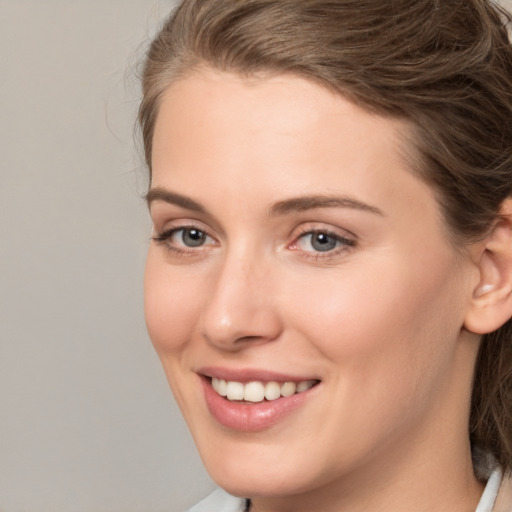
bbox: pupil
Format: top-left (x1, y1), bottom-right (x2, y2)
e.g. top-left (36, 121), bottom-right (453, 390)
top-left (183, 229), bottom-right (205, 247)
top-left (312, 233), bottom-right (336, 252)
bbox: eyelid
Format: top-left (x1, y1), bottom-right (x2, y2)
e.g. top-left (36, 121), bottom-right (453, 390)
top-left (152, 219), bottom-right (357, 259)
top-left (152, 220), bottom-right (218, 253)
top-left (152, 217), bottom-right (213, 237)
top-left (149, 204), bottom-right (225, 239)
top-left (288, 222), bottom-right (356, 243)
top-left (287, 223), bottom-right (357, 257)
top-left (153, 226), bottom-right (214, 244)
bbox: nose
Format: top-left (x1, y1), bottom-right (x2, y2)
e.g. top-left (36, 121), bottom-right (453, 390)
top-left (199, 251), bottom-right (283, 351)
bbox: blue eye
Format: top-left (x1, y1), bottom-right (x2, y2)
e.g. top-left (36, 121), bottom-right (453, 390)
top-left (309, 232), bottom-right (339, 252)
top-left (296, 231), bottom-right (354, 253)
top-left (153, 226), bottom-right (214, 251)
top-left (178, 228), bottom-right (207, 247)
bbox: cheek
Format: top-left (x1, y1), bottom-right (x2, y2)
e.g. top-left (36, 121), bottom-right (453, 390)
top-left (144, 251), bottom-right (209, 419)
top-left (286, 248), bottom-right (466, 395)
top-left (144, 250), bottom-right (201, 357)
top-left (277, 254), bottom-right (467, 465)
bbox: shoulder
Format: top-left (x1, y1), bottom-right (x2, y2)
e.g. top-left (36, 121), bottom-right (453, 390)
top-left (186, 488), bottom-right (247, 512)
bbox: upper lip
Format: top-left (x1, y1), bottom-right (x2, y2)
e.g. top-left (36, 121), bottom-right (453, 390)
top-left (197, 366), bottom-right (321, 383)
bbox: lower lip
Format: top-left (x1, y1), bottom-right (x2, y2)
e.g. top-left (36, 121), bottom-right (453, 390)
top-left (201, 377), bottom-right (317, 432)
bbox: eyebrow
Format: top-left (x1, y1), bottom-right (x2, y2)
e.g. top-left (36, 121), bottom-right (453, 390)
top-left (145, 187), bottom-right (205, 213)
top-left (145, 187), bottom-right (384, 217)
top-left (269, 195), bottom-right (384, 216)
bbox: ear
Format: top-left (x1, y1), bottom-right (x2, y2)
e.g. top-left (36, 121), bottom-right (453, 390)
top-left (464, 198), bottom-right (512, 335)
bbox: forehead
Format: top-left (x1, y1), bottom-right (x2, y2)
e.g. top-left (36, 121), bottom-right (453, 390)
top-left (153, 72), bottom-right (446, 224)
top-left (152, 69), bottom-right (412, 187)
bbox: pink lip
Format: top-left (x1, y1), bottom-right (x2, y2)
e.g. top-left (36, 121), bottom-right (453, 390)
top-left (199, 366), bottom-right (319, 383)
top-left (198, 369), bottom-right (320, 432)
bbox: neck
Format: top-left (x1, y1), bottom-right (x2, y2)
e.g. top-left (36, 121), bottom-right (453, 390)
top-left (249, 439), bottom-right (483, 512)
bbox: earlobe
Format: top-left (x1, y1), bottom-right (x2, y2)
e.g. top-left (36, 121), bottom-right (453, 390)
top-left (464, 199), bottom-right (512, 335)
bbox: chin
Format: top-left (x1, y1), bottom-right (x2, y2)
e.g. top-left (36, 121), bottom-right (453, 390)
top-left (210, 467), bottom-right (311, 499)
top-left (197, 437), bottom-right (328, 499)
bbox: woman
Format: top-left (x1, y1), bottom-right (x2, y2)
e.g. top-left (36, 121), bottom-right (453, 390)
top-left (139, 1), bottom-right (512, 510)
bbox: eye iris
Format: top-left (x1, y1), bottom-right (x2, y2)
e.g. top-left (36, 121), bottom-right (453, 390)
top-left (182, 228), bottom-right (206, 247)
top-left (311, 233), bottom-right (337, 252)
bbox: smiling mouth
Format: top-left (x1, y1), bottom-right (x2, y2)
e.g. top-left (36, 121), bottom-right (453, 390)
top-left (210, 377), bottom-right (320, 403)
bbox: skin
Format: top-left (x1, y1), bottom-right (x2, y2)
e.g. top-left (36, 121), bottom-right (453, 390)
top-left (145, 69), bottom-right (488, 512)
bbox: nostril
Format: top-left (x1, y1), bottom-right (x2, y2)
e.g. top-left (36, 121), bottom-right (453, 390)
top-left (235, 335), bottom-right (269, 344)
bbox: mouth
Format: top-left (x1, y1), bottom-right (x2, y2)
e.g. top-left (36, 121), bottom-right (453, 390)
top-left (210, 377), bottom-right (319, 403)
top-left (198, 369), bottom-right (321, 431)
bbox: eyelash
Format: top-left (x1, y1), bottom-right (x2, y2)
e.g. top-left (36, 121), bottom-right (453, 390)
top-left (290, 228), bottom-right (356, 261)
top-left (152, 224), bottom-right (214, 256)
top-left (152, 224), bottom-right (356, 260)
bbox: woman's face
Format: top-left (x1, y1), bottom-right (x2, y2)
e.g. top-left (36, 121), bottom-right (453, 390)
top-left (145, 70), bottom-right (480, 501)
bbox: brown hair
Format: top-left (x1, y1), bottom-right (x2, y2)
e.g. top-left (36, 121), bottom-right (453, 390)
top-left (139, 0), bottom-right (512, 470)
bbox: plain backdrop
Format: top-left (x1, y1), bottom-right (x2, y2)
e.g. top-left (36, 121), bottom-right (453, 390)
top-left (0, 2), bottom-right (214, 511)
top-left (1, 1), bottom-right (512, 511)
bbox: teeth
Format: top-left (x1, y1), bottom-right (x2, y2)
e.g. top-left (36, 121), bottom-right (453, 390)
top-left (212, 377), bottom-right (227, 396)
top-left (217, 379), bottom-right (227, 396)
top-left (244, 381), bottom-right (265, 402)
top-left (280, 381), bottom-right (296, 397)
top-left (297, 380), bottom-right (316, 392)
top-left (211, 378), bottom-right (317, 403)
top-left (264, 381), bottom-right (281, 401)
top-left (226, 381), bottom-right (244, 401)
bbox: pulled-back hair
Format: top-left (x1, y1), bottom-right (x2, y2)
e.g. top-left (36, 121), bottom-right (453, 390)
top-left (139, 0), bottom-right (512, 471)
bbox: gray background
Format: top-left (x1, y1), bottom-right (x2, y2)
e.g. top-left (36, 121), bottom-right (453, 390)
top-left (1, 1), bottom-right (511, 511)
top-left (0, 2), bottom-right (214, 511)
